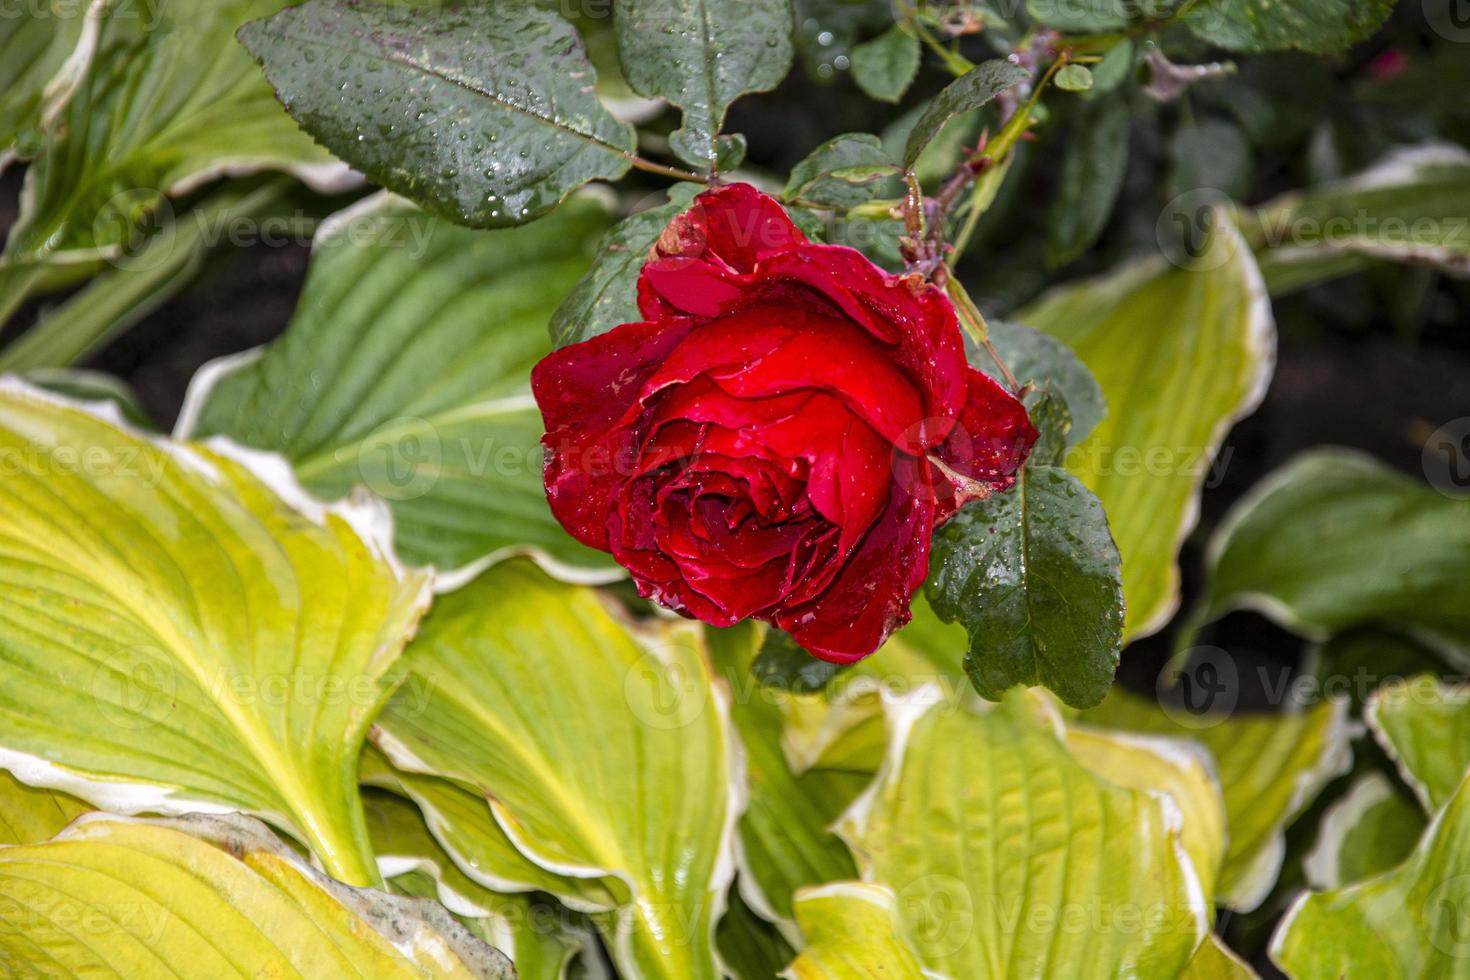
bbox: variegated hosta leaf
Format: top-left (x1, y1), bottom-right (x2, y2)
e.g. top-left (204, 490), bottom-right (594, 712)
top-left (1181, 933), bottom-right (1260, 979)
top-left (372, 561), bottom-right (739, 980)
top-left (363, 787), bottom-right (591, 980)
top-left (180, 192), bottom-right (619, 582)
top-left (1201, 450), bottom-right (1470, 663)
top-left (0, 381), bottom-right (432, 886)
top-left (1081, 689), bottom-right (1353, 911)
top-left (1271, 771), bottom-right (1470, 978)
top-left (0, 812), bottom-right (514, 978)
top-left (1017, 217), bottom-right (1275, 640)
top-left (718, 888), bottom-right (797, 980)
top-left (781, 882), bottom-right (928, 980)
top-left (0, 769), bottom-right (89, 845)
top-left (1366, 676), bottom-right (1470, 812)
top-left (835, 688), bottom-right (1208, 978)
top-left (1302, 771), bottom-right (1425, 891)
top-left (1250, 143), bottom-right (1470, 292)
top-left (4, 0), bottom-right (349, 265)
top-left (0, 0), bottom-right (89, 166)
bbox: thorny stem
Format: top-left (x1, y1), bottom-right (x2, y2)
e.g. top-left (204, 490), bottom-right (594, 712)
top-left (626, 154), bottom-right (708, 183)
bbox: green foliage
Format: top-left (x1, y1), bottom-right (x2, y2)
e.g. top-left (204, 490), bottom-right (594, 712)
top-left (903, 60), bottom-right (1029, 166)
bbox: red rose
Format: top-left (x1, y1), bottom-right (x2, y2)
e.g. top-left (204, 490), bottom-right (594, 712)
top-left (532, 184), bottom-right (1036, 662)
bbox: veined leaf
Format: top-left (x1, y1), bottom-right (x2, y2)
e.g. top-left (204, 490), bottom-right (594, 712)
top-left (1018, 215), bottom-right (1275, 640)
top-left (373, 561), bottom-right (739, 980)
top-left (782, 133), bottom-right (895, 210)
top-left (1302, 771), bottom-right (1425, 890)
top-left (903, 60), bottom-right (1029, 167)
top-left (614, 0), bottom-right (794, 169)
top-left (1183, 0), bottom-right (1395, 54)
top-left (972, 320), bottom-right (1106, 448)
top-left (781, 882), bottom-right (927, 980)
top-left (1081, 689), bottom-right (1353, 911)
top-left (180, 192), bottom-right (619, 582)
top-left (1181, 934), bottom-right (1260, 979)
top-left (0, 0), bottom-right (90, 166)
top-left (4, 0), bottom-right (349, 264)
top-left (1045, 94), bottom-right (1129, 268)
top-left (850, 25), bottom-right (921, 104)
top-left (0, 812), bottom-right (513, 977)
top-left (364, 787), bottom-right (590, 980)
top-left (0, 770), bottom-right (89, 846)
top-left (1270, 771), bottom-right (1470, 978)
top-left (1200, 450), bottom-right (1470, 661)
top-left (835, 688), bottom-right (1208, 978)
top-left (239, 0), bottom-right (634, 228)
top-left (1366, 677), bottom-right (1470, 812)
top-left (0, 381), bottom-right (432, 886)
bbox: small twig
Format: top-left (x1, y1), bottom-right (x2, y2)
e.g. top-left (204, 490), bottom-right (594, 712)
top-left (947, 277), bottom-right (1021, 394)
top-left (626, 154), bottom-right (709, 183)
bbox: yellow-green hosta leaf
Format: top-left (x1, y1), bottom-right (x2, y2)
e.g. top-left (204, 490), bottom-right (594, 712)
top-left (1081, 689), bottom-right (1352, 911)
top-left (1270, 771), bottom-right (1470, 978)
top-left (0, 381), bottom-right (432, 886)
top-left (373, 561), bottom-right (739, 980)
top-left (0, 770), bottom-right (89, 845)
top-left (1302, 771), bottom-right (1426, 891)
top-left (1181, 934), bottom-right (1260, 979)
top-left (781, 882), bottom-right (927, 980)
top-left (181, 193), bottom-right (619, 583)
top-left (0, 812), bottom-right (513, 978)
top-left (1017, 218), bottom-right (1275, 640)
top-left (835, 688), bottom-right (1207, 978)
top-left (363, 787), bottom-right (590, 980)
top-left (1367, 677), bottom-right (1470, 812)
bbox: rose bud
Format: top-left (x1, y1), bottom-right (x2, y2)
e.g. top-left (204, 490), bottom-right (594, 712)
top-left (532, 183), bottom-right (1037, 663)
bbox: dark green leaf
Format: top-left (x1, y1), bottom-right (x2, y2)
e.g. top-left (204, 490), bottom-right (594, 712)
top-left (903, 60), bottom-right (1029, 168)
top-left (1170, 116), bottom-right (1253, 200)
top-left (1054, 64), bottom-right (1094, 92)
top-left (1021, 387), bottom-right (1073, 467)
top-left (714, 133), bottom-right (748, 173)
top-left (850, 24), bottom-right (921, 103)
top-left (549, 184), bottom-right (700, 348)
top-left (615, 0), bottom-right (794, 169)
top-left (927, 465), bottom-right (1124, 708)
top-left (972, 320), bottom-right (1106, 447)
top-left (782, 132), bottom-right (895, 208)
top-left (1045, 95), bottom-right (1129, 268)
top-left (238, 0), bottom-right (635, 228)
top-left (752, 628), bottom-right (848, 693)
top-left (1183, 0), bottom-right (1395, 53)
top-left (1026, 0), bottom-right (1131, 32)
top-left (1088, 39), bottom-right (1135, 94)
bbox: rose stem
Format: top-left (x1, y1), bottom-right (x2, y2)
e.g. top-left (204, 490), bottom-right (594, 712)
top-left (626, 154), bottom-right (709, 183)
top-left (947, 277), bottom-right (1022, 394)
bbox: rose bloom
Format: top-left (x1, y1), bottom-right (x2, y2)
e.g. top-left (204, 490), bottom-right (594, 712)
top-left (532, 184), bottom-right (1036, 662)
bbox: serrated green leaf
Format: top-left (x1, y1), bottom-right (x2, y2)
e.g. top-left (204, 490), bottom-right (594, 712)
top-left (1270, 770), bottom-right (1470, 977)
top-left (1302, 771), bottom-right (1425, 891)
top-left (1055, 64), bottom-right (1094, 91)
top-left (927, 463), bottom-right (1124, 709)
top-left (1366, 677), bottom-right (1470, 812)
top-left (615, 0), bottom-right (794, 169)
top-left (182, 193), bottom-right (619, 580)
top-left (1081, 689), bottom-right (1353, 911)
top-left (373, 561), bottom-right (738, 980)
top-left (971, 320), bottom-right (1106, 447)
top-left (835, 689), bottom-right (1207, 977)
top-left (851, 24), bottom-right (921, 104)
top-left (0, 770), bottom-right (89, 846)
top-left (1183, 0), bottom-right (1395, 53)
top-left (903, 60), bottom-right (1029, 167)
top-left (1027, 0), bottom-right (1131, 32)
top-left (782, 133), bottom-right (896, 209)
top-left (0, 813), bottom-right (513, 977)
top-left (0, 381), bottom-right (432, 886)
top-left (781, 882), bottom-right (927, 979)
top-left (1045, 95), bottom-right (1129, 268)
top-left (0, 1), bottom-right (87, 164)
top-left (1018, 216), bottom-right (1275, 640)
top-left (238, 0), bottom-right (633, 228)
top-left (550, 184), bottom-right (700, 348)
top-left (753, 627), bottom-right (849, 693)
top-left (1201, 450), bottom-right (1470, 661)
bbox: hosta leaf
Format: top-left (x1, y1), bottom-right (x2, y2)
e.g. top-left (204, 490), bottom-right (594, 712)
top-left (1081, 689), bottom-right (1353, 911)
top-left (0, 770), bottom-right (89, 845)
top-left (782, 133), bottom-right (895, 210)
top-left (926, 462), bottom-right (1124, 709)
top-left (0, 381), bottom-right (432, 886)
top-left (4, 0), bottom-right (348, 264)
top-left (718, 889), bottom-right (797, 980)
top-left (903, 60), bottom-right (1029, 167)
top-left (1181, 934), bottom-right (1260, 979)
top-left (1183, 0), bottom-right (1395, 54)
top-left (550, 184), bottom-right (700, 348)
top-left (181, 192), bottom-right (619, 581)
top-left (1045, 94), bottom-right (1129, 268)
top-left (1270, 771), bottom-right (1470, 978)
top-left (0, 1), bottom-right (88, 165)
top-left (0, 812), bottom-right (513, 978)
top-left (1302, 771), bottom-right (1425, 890)
top-left (850, 25), bottom-right (921, 104)
top-left (614, 0), bottom-right (794, 169)
top-left (239, 0), bottom-right (633, 228)
top-left (781, 882), bottom-right (927, 979)
top-left (364, 788), bottom-right (589, 980)
top-left (835, 689), bottom-right (1207, 978)
top-left (373, 561), bottom-right (739, 980)
top-left (1018, 215), bottom-right (1275, 640)
top-left (1199, 450), bottom-right (1470, 660)
top-left (1366, 677), bottom-right (1470, 812)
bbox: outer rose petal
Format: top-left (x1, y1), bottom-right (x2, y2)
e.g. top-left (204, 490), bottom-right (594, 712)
top-left (938, 368), bottom-right (1038, 482)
